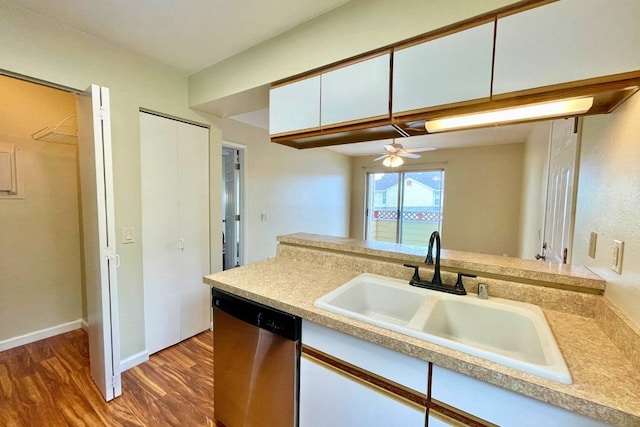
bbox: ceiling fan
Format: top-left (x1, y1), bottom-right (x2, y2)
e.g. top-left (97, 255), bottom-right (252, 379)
top-left (373, 142), bottom-right (435, 167)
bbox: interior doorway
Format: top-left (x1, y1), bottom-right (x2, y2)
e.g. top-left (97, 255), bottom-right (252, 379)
top-left (0, 73), bottom-right (120, 401)
top-left (222, 143), bottom-right (244, 270)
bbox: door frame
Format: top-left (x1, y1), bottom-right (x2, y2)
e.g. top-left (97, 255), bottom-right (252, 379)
top-left (222, 141), bottom-right (246, 268)
top-left (0, 69), bottom-right (122, 401)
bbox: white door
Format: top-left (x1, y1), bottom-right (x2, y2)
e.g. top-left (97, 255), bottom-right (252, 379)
top-left (176, 121), bottom-right (210, 340)
top-left (76, 85), bottom-right (121, 401)
top-left (541, 118), bottom-right (580, 264)
top-left (140, 112), bottom-right (210, 355)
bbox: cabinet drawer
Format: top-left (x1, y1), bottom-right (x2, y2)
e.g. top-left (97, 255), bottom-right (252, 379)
top-left (493, 0), bottom-right (640, 95)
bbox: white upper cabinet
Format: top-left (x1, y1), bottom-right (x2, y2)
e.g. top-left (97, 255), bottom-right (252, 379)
top-left (321, 53), bottom-right (391, 126)
top-left (393, 22), bottom-right (494, 114)
top-left (269, 75), bottom-right (321, 135)
top-left (493, 0), bottom-right (640, 95)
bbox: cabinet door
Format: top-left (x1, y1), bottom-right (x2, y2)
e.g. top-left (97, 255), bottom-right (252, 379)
top-left (493, 0), bottom-right (640, 95)
top-left (321, 54), bottom-right (390, 126)
top-left (176, 122), bottom-right (210, 340)
top-left (269, 76), bottom-right (321, 135)
top-left (393, 22), bottom-right (494, 114)
top-left (431, 365), bottom-right (608, 426)
top-left (300, 354), bottom-right (425, 427)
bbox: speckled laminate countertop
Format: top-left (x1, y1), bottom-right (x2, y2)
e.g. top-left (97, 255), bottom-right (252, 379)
top-left (279, 233), bottom-right (606, 292)
top-left (204, 257), bottom-right (640, 426)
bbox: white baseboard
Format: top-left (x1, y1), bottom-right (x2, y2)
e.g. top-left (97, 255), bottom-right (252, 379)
top-left (0, 319), bottom-right (83, 352)
top-left (81, 318), bottom-right (89, 332)
top-left (120, 351), bottom-right (149, 372)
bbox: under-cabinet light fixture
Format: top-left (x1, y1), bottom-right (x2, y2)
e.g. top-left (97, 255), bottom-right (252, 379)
top-left (383, 154), bottom-right (404, 167)
top-left (425, 97), bottom-right (594, 133)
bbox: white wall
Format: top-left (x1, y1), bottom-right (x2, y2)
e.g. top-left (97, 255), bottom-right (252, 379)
top-left (215, 118), bottom-right (351, 263)
top-left (573, 92), bottom-right (640, 327)
top-left (0, 76), bottom-right (81, 340)
top-left (189, 0), bottom-right (521, 109)
top-left (517, 122), bottom-right (551, 259)
top-left (351, 144), bottom-right (524, 256)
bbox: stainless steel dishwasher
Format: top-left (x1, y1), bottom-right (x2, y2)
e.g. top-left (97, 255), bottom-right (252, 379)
top-left (212, 289), bottom-right (301, 427)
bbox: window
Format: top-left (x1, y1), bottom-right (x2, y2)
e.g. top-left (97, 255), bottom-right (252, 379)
top-left (365, 170), bottom-right (444, 245)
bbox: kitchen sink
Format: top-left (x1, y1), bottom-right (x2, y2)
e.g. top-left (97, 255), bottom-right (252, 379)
top-left (314, 273), bottom-right (572, 384)
top-left (314, 274), bottom-right (429, 327)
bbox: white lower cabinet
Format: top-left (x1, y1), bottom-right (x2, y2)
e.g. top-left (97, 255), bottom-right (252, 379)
top-left (431, 365), bottom-right (608, 427)
top-left (300, 320), bottom-right (428, 427)
top-left (300, 354), bottom-right (425, 427)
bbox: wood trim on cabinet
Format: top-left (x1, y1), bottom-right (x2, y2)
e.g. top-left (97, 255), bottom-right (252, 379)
top-left (393, 76), bottom-right (640, 126)
top-left (302, 345), bottom-right (428, 409)
top-left (430, 400), bottom-right (499, 427)
top-left (490, 70), bottom-right (640, 103)
top-left (496, 0), bottom-right (558, 19)
top-left (393, 16), bottom-right (496, 51)
top-left (271, 49), bottom-right (392, 88)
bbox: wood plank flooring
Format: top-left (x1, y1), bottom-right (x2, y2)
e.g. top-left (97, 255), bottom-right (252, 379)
top-left (0, 329), bottom-right (214, 426)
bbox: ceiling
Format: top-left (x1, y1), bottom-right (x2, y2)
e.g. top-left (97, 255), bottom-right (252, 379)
top-left (8, 0), bottom-right (351, 74)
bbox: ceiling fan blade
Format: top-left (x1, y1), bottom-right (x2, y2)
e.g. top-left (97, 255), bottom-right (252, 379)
top-left (373, 154), bottom-right (388, 161)
top-left (384, 144), bottom-right (399, 153)
top-left (406, 147), bottom-right (437, 153)
top-left (399, 152), bottom-right (421, 159)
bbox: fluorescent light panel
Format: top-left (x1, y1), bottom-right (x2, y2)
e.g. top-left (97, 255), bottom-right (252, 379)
top-left (425, 97), bottom-right (594, 133)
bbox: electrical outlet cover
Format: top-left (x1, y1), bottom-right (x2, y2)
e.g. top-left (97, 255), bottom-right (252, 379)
top-left (611, 240), bottom-right (624, 274)
top-left (588, 232), bottom-right (597, 259)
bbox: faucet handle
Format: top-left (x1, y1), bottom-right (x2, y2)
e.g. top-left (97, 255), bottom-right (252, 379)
top-left (454, 273), bottom-right (476, 293)
top-left (403, 264), bottom-right (421, 285)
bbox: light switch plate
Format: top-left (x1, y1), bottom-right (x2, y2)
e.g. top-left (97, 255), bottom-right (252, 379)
top-left (611, 240), bottom-right (624, 274)
top-left (588, 232), bottom-right (597, 258)
top-left (122, 226), bottom-right (135, 244)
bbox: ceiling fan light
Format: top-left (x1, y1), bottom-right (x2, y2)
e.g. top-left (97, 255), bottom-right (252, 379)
top-left (383, 155), bottom-right (404, 167)
top-left (425, 97), bottom-right (594, 133)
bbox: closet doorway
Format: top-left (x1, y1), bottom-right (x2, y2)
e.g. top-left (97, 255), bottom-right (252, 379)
top-left (140, 111), bottom-right (211, 355)
top-left (222, 143), bottom-right (244, 270)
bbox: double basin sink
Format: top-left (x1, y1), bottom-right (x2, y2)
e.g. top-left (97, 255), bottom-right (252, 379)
top-left (314, 273), bottom-right (572, 384)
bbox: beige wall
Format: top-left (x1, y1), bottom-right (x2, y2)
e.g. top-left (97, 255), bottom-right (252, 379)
top-left (573, 93), bottom-right (640, 327)
top-left (0, 3), bottom-right (217, 358)
top-left (351, 144), bottom-right (524, 256)
top-left (517, 122), bottom-right (551, 259)
top-left (0, 76), bottom-right (81, 341)
top-left (189, 0), bottom-right (521, 109)
top-left (213, 118), bottom-right (351, 263)
top-left (0, 2), bottom-right (352, 358)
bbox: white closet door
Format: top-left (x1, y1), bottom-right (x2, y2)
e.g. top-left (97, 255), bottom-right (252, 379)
top-left (176, 121), bottom-right (210, 339)
top-left (140, 113), bottom-right (181, 355)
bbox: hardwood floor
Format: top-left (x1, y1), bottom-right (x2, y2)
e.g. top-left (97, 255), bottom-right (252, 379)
top-left (0, 329), bottom-right (214, 426)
